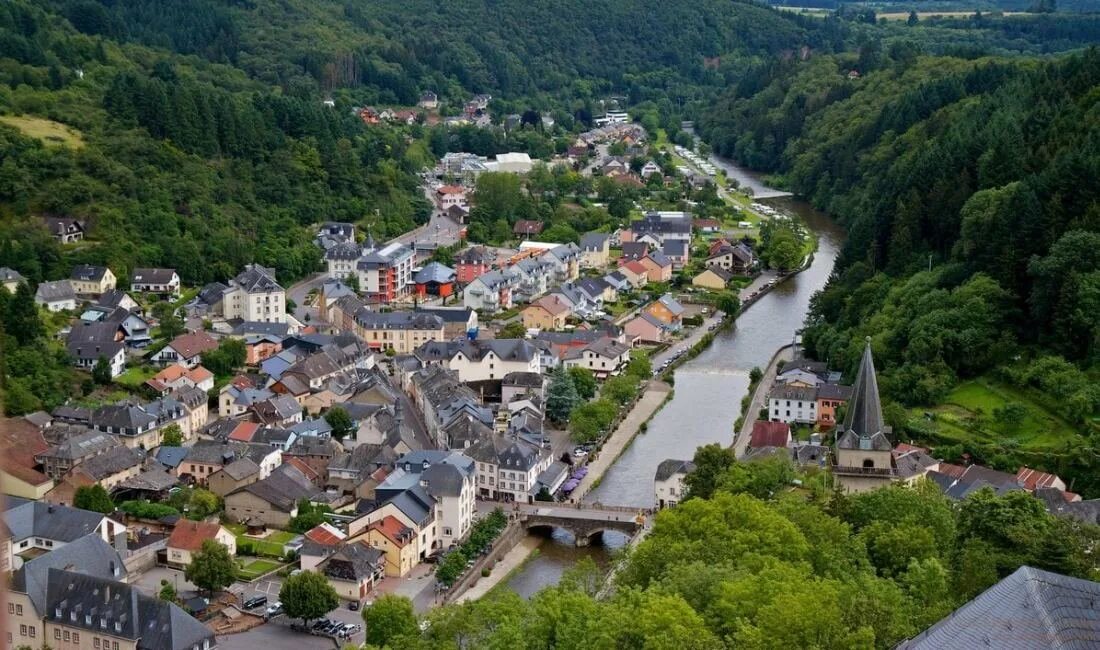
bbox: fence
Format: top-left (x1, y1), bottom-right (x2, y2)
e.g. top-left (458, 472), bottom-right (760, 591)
top-left (123, 538), bottom-right (166, 573)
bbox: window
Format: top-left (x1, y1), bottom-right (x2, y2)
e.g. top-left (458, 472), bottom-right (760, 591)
top-left (19, 625), bottom-right (26, 636)
top-left (7, 603), bottom-right (12, 614)
top-left (29, 627), bottom-right (35, 638)
top-left (63, 630), bottom-right (69, 641)
top-left (862, 459), bottom-right (874, 468)
top-left (73, 633), bottom-right (79, 643)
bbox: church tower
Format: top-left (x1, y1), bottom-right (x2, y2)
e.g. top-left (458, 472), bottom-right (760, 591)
top-left (833, 337), bottom-right (896, 492)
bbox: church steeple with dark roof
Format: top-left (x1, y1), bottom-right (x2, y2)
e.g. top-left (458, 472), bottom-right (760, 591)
top-left (837, 337), bottom-right (891, 451)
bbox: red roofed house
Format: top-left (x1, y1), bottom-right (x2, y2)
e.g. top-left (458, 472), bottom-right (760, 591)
top-left (166, 520), bottom-right (236, 567)
top-left (513, 220), bottom-right (544, 237)
top-left (619, 261), bottom-right (650, 288)
top-left (284, 456), bottom-right (322, 486)
top-left (146, 364), bottom-right (215, 395)
top-left (363, 515), bottom-right (418, 577)
top-left (749, 421), bottom-right (792, 450)
top-left (228, 421), bottom-right (261, 442)
top-left (305, 522), bottom-right (347, 547)
top-left (1016, 466), bottom-right (1067, 492)
top-left (435, 185), bottom-right (467, 211)
top-left (0, 417), bottom-right (53, 499)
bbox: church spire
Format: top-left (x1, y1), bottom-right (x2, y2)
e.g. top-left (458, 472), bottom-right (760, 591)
top-left (843, 337), bottom-right (884, 439)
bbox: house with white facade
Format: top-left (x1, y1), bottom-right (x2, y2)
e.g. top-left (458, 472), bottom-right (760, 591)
top-left (561, 337), bottom-right (631, 379)
top-left (767, 384), bottom-right (819, 425)
top-left (654, 459), bottom-right (694, 509)
top-left (463, 269), bottom-right (515, 313)
top-left (34, 280), bottom-right (78, 312)
top-left (130, 268), bottom-right (181, 299)
top-left (414, 339), bottom-right (540, 382)
top-left (467, 434), bottom-right (552, 503)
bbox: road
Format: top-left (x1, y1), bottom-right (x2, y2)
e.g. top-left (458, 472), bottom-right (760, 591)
top-left (286, 273), bottom-right (326, 322)
top-left (572, 381), bottom-right (672, 501)
top-left (650, 271), bottom-right (777, 369)
top-left (732, 344), bottom-right (794, 458)
top-left (387, 182), bottom-right (465, 249)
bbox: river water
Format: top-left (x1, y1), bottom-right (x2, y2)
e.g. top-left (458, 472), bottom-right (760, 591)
top-left (504, 159), bottom-right (846, 598)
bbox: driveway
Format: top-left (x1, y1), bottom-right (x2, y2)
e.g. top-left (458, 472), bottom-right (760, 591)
top-left (286, 273), bottom-right (325, 322)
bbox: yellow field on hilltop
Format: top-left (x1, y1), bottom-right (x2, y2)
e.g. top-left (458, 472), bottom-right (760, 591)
top-left (0, 115), bottom-right (84, 147)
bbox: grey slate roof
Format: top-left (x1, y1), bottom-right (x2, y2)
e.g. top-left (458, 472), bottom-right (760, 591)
top-left (414, 262), bottom-right (456, 284)
top-left (232, 264), bottom-right (282, 292)
top-left (0, 266), bottom-right (24, 283)
top-left (220, 457), bottom-right (261, 481)
top-left (67, 321), bottom-right (124, 361)
top-left (75, 444), bottom-right (142, 480)
top-left (37, 429), bottom-right (119, 461)
top-left (71, 264), bottom-right (109, 282)
top-left (3, 500), bottom-right (109, 544)
top-left (415, 338), bottom-right (537, 364)
top-left (44, 568), bottom-right (215, 650)
top-left (322, 543), bottom-right (384, 581)
top-left (36, 279), bottom-right (77, 303)
top-left (131, 268), bottom-right (177, 285)
top-left (231, 463), bottom-right (319, 512)
top-left (898, 566), bottom-right (1100, 649)
top-left (837, 338), bottom-right (891, 452)
top-left (655, 459), bottom-right (695, 482)
top-left (580, 232), bottom-right (610, 251)
top-left (10, 533), bottom-right (125, 615)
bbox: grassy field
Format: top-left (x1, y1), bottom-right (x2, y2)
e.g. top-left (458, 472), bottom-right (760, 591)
top-left (236, 558), bottom-right (285, 580)
top-left (115, 365), bottom-right (158, 389)
top-left (236, 530), bottom-right (297, 558)
top-left (907, 377), bottom-right (1079, 451)
top-left (0, 115), bottom-right (84, 147)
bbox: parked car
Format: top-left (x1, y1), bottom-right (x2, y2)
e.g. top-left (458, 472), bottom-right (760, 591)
top-left (572, 447), bottom-right (588, 458)
top-left (265, 602), bottom-right (282, 617)
top-left (348, 600), bottom-right (359, 611)
top-left (242, 595), bottom-right (267, 610)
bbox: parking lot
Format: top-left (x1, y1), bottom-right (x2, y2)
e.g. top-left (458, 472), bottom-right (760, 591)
top-left (219, 604), bottom-right (364, 649)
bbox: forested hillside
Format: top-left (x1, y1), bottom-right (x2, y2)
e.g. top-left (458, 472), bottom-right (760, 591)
top-left (699, 43), bottom-right (1100, 492)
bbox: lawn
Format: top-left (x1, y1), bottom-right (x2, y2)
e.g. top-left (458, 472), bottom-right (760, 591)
top-left (0, 115), bottom-right (84, 147)
top-left (115, 365), bottom-right (158, 389)
top-left (907, 378), bottom-right (1079, 451)
top-left (236, 530), bottom-right (297, 558)
top-left (236, 558), bottom-right (284, 580)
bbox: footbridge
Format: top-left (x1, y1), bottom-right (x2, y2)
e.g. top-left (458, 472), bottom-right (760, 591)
top-left (515, 503), bottom-right (646, 546)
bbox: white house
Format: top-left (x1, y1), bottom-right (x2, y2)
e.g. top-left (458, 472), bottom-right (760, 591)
top-left (131, 268), bottom-right (181, 298)
top-left (165, 520), bottom-right (236, 568)
top-left (767, 384), bottom-right (819, 425)
top-left (463, 269), bottom-right (514, 313)
top-left (34, 280), bottom-right (77, 312)
top-left (654, 459), bottom-right (694, 509)
top-left (467, 435), bottom-right (552, 503)
top-left (561, 337), bottom-right (631, 379)
top-left (222, 264), bottom-right (286, 324)
top-left (414, 339), bottom-right (540, 382)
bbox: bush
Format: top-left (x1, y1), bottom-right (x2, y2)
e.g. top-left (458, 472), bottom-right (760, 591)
top-left (118, 500), bottom-right (180, 520)
top-left (481, 567), bottom-right (491, 577)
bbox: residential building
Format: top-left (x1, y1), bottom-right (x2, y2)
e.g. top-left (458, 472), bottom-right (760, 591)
top-left (416, 307), bottom-right (478, 340)
top-left (165, 520), bottom-right (236, 568)
top-left (654, 459), bottom-right (695, 509)
top-left (640, 160), bottom-right (662, 177)
top-left (68, 445), bottom-right (142, 490)
top-left (66, 322), bottom-right (126, 378)
top-left (692, 266), bottom-right (734, 290)
top-left (815, 382), bottom-right (852, 427)
top-left (662, 239), bottom-right (689, 269)
top-left (151, 331), bottom-right (218, 368)
top-left (207, 264), bottom-right (286, 324)
top-left (501, 372), bottom-right (546, 403)
top-left (454, 246), bottom-right (495, 284)
top-left (324, 242), bottom-right (361, 281)
top-left (318, 543), bottom-right (385, 603)
top-left (767, 385), bottom-right (819, 425)
top-left (623, 312), bottom-right (669, 344)
top-left (579, 232), bottom-right (611, 269)
top-left (522, 295), bottom-right (572, 331)
top-left (618, 261), bottom-right (649, 288)
top-left (833, 339), bottom-right (896, 493)
top-left (748, 421), bottom-right (792, 450)
top-left (639, 252), bottom-right (673, 282)
top-left (356, 242), bottom-right (415, 303)
top-left (5, 534), bottom-right (125, 648)
top-left (619, 242), bottom-right (649, 264)
top-left (387, 451), bottom-right (477, 547)
top-left (362, 516), bottom-right (417, 577)
top-left (435, 185), bottom-right (467, 210)
top-left (0, 266), bottom-right (25, 292)
top-left (327, 295), bottom-right (445, 353)
top-left (42, 570), bottom-right (215, 650)
top-left (206, 458), bottom-right (261, 498)
top-left (69, 265), bottom-right (117, 297)
top-left (41, 216), bottom-right (85, 243)
top-left (2, 500), bottom-right (126, 561)
top-left (544, 243), bottom-right (581, 282)
top-left (178, 439), bottom-right (281, 486)
top-left (130, 268), bottom-right (180, 298)
top-left (145, 364), bottom-right (214, 395)
top-left (88, 398), bottom-right (186, 449)
top-left (35, 280), bottom-right (77, 312)
top-left (463, 269), bottom-right (514, 312)
top-left (513, 220), bottom-right (543, 238)
top-left (418, 91), bottom-right (438, 109)
top-left (36, 429), bottom-right (121, 481)
top-left (251, 394), bottom-right (303, 427)
top-left (414, 339), bottom-right (540, 382)
top-left (561, 338), bottom-right (629, 379)
top-left (315, 222), bottom-right (356, 251)
top-left (644, 294), bottom-right (684, 330)
top-left (78, 303), bottom-right (151, 348)
top-left (467, 434), bottom-right (551, 502)
top-left (0, 418), bottom-right (53, 500)
top-left (218, 376), bottom-right (274, 418)
top-left (224, 463), bottom-right (320, 528)
top-left (707, 242), bottom-right (756, 275)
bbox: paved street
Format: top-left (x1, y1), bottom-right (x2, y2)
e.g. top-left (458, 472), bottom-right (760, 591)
top-left (286, 272), bottom-right (325, 322)
top-left (732, 344), bottom-right (794, 458)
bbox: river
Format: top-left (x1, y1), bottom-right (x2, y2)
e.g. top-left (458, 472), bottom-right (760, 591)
top-left (504, 157), bottom-right (846, 597)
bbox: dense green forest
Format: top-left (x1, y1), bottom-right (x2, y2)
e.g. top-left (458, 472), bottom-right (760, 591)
top-left (699, 39), bottom-right (1100, 492)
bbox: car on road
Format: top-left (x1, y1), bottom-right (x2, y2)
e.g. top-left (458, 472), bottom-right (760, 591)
top-left (572, 447), bottom-right (588, 458)
top-left (347, 600), bottom-right (359, 611)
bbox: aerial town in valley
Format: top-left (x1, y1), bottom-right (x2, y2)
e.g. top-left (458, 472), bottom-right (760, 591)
top-left (3, 55), bottom-right (1100, 649)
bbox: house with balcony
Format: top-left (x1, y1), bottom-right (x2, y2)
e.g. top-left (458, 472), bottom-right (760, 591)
top-left (463, 269), bottom-right (515, 313)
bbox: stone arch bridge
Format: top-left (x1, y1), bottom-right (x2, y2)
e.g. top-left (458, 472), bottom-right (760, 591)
top-left (516, 503), bottom-right (645, 546)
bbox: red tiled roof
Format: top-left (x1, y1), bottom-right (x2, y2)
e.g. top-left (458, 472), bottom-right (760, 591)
top-left (228, 421), bottom-right (260, 442)
top-left (937, 462), bottom-right (967, 479)
top-left (750, 421), bottom-right (791, 449)
top-left (304, 523), bottom-right (345, 547)
top-left (1016, 466), bottom-right (1063, 490)
top-left (892, 443), bottom-right (929, 458)
top-left (167, 520), bottom-right (223, 552)
top-left (436, 185), bottom-right (465, 195)
top-left (0, 417), bottom-right (51, 487)
top-left (368, 515), bottom-right (414, 548)
top-left (283, 457), bottom-right (319, 483)
top-left (622, 260), bottom-right (649, 276)
top-left (513, 220), bottom-right (543, 235)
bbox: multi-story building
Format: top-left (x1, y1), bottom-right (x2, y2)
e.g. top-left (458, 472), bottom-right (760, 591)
top-left (463, 270), bottom-right (514, 313)
top-left (130, 268), bottom-right (180, 298)
top-left (69, 265), bottom-right (117, 297)
top-left (654, 459), bottom-right (694, 509)
top-left (384, 451), bottom-right (477, 548)
top-left (467, 435), bottom-right (552, 503)
top-left (414, 339), bottom-right (540, 382)
top-left (561, 337), bottom-right (631, 379)
top-left (356, 242), bottom-right (415, 303)
top-left (326, 295), bottom-right (445, 354)
top-left (455, 246), bottom-right (495, 284)
top-left (222, 264), bottom-right (286, 324)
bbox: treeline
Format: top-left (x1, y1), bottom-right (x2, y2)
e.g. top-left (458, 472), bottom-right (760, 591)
top-left (0, 1), bottom-right (430, 287)
top-left (700, 45), bottom-right (1100, 480)
top-left (370, 455), bottom-right (1100, 649)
